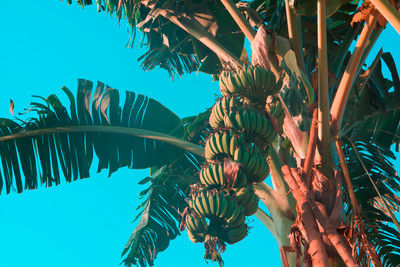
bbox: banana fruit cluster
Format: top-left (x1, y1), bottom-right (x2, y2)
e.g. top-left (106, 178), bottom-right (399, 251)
top-left (219, 65), bottom-right (281, 104)
top-left (188, 189), bottom-right (247, 244)
top-left (184, 65), bottom-right (281, 264)
top-left (266, 96), bottom-right (285, 132)
top-left (199, 162), bottom-right (248, 188)
top-left (210, 97), bottom-right (277, 143)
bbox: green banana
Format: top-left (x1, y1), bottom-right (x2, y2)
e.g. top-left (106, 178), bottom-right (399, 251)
top-left (241, 150), bottom-right (250, 168)
top-left (224, 223), bottom-right (247, 244)
top-left (211, 163), bottom-right (221, 186)
top-left (221, 196), bottom-right (233, 219)
top-left (228, 206), bottom-right (246, 229)
top-left (233, 146), bottom-right (242, 162)
top-left (194, 195), bottom-right (206, 216)
top-left (221, 132), bottom-right (230, 155)
top-left (233, 172), bottom-right (248, 188)
top-left (201, 191), bottom-right (211, 216)
top-left (217, 163), bottom-right (225, 186)
top-left (243, 192), bottom-right (259, 216)
top-left (207, 191), bottom-right (216, 216)
top-left (229, 134), bottom-right (238, 156)
top-left (218, 192), bottom-right (228, 218)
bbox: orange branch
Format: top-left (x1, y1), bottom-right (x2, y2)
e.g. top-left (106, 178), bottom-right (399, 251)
top-left (370, 0), bottom-right (400, 34)
top-left (304, 108), bottom-right (318, 187)
top-left (330, 13), bottom-right (378, 130)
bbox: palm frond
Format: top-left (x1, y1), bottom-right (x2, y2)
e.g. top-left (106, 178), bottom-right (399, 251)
top-left (0, 79), bottom-right (201, 194)
top-left (121, 165), bottom-right (192, 267)
top-left (343, 139), bottom-right (400, 266)
top-left (121, 111), bottom-right (209, 266)
top-left (337, 48), bottom-right (400, 266)
top-left (64, 0), bottom-right (245, 78)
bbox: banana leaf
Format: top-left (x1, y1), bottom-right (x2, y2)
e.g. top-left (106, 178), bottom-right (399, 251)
top-left (65, 0), bottom-right (245, 78)
top-left (122, 111), bottom-right (209, 266)
top-left (0, 79), bottom-right (204, 194)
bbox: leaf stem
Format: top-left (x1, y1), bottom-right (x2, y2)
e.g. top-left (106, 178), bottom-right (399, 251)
top-left (0, 125), bottom-right (205, 157)
top-left (304, 108), bottom-right (318, 187)
top-left (284, 0), bottom-right (305, 72)
top-left (160, 10), bottom-right (242, 68)
top-left (281, 166), bottom-right (330, 267)
top-left (219, 0), bottom-right (256, 41)
top-left (370, 0), bottom-right (400, 34)
top-left (333, 137), bottom-right (360, 216)
top-left (330, 13), bottom-right (378, 130)
top-left (267, 146), bottom-right (291, 200)
top-left (330, 24), bottom-right (359, 78)
top-left (357, 25), bottom-right (384, 76)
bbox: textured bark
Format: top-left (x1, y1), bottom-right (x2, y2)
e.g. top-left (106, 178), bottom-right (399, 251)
top-left (288, 167), bottom-right (359, 267)
top-left (281, 165), bottom-right (329, 267)
top-left (303, 108), bottom-right (318, 188)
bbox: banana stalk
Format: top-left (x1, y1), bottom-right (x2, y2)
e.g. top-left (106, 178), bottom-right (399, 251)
top-left (255, 209), bottom-right (278, 240)
top-left (317, 0), bottom-right (333, 178)
top-left (253, 182), bottom-right (295, 221)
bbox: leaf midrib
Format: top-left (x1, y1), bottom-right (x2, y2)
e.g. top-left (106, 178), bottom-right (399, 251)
top-left (0, 125), bottom-right (205, 157)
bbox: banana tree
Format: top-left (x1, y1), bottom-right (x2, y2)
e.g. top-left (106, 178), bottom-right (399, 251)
top-left (3, 0), bottom-right (400, 266)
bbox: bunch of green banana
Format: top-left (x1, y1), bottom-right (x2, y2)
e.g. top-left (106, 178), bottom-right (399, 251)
top-left (199, 162), bottom-right (247, 189)
top-left (209, 96), bottom-right (239, 129)
top-left (189, 190), bottom-right (245, 225)
top-left (267, 96), bottom-right (285, 130)
top-left (232, 144), bottom-right (270, 183)
top-left (224, 107), bottom-right (277, 144)
top-left (184, 64), bottom-right (286, 259)
top-left (204, 131), bottom-right (244, 161)
top-left (185, 212), bottom-right (208, 243)
top-left (234, 186), bottom-right (259, 216)
top-left (219, 65), bottom-right (281, 104)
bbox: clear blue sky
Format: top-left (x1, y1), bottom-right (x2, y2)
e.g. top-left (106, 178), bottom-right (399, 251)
top-left (0, 1), bottom-right (399, 267)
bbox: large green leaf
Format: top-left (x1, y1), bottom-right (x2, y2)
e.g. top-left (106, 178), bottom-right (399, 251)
top-left (122, 112), bottom-right (209, 266)
top-left (122, 166), bottom-right (190, 267)
top-left (339, 50), bottom-right (400, 265)
top-left (65, 0), bottom-right (245, 78)
top-left (0, 79), bottom-right (204, 194)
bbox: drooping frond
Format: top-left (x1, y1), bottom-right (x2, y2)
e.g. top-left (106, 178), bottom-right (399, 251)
top-left (121, 111), bottom-right (210, 266)
top-left (64, 0), bottom-right (245, 78)
top-left (0, 79), bottom-right (207, 195)
top-left (343, 139), bottom-right (400, 266)
top-left (338, 49), bottom-right (400, 266)
top-left (121, 166), bottom-right (191, 267)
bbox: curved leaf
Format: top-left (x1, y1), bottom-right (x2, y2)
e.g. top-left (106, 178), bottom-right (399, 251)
top-left (0, 79), bottom-right (204, 194)
top-left (65, 0), bottom-right (245, 78)
top-left (122, 113), bottom-right (208, 266)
